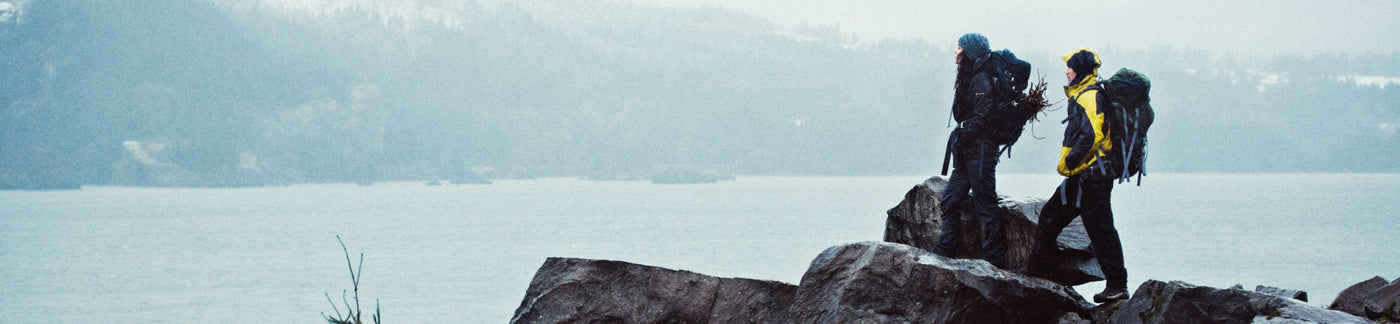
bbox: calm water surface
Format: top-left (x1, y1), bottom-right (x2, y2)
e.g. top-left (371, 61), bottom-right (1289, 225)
top-left (1, 174), bottom-right (1396, 323)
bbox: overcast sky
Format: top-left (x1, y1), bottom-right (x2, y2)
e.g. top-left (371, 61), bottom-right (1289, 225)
top-left (619, 0), bottom-right (1400, 57)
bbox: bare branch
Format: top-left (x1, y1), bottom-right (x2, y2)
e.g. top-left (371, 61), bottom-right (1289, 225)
top-left (338, 235), bottom-right (355, 287)
top-left (325, 235), bottom-right (380, 324)
top-left (373, 299), bottom-right (382, 324)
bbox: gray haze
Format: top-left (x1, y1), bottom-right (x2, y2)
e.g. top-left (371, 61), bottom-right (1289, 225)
top-left (1, 0), bottom-right (1398, 189)
top-left (624, 0), bottom-right (1400, 56)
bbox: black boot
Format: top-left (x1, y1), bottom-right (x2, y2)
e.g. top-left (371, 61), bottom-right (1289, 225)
top-left (1093, 286), bottom-right (1129, 303)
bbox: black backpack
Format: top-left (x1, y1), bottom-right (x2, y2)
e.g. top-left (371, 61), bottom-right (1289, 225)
top-left (1092, 68), bottom-right (1154, 185)
top-left (941, 50), bottom-right (1036, 175)
top-left (981, 49), bottom-right (1034, 153)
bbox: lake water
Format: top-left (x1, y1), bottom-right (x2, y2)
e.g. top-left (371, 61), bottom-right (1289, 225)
top-left (2, 174), bottom-right (1397, 323)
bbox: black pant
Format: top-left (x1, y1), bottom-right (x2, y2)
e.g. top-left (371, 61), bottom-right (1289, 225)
top-left (1031, 176), bottom-right (1127, 288)
top-left (932, 140), bottom-right (1006, 268)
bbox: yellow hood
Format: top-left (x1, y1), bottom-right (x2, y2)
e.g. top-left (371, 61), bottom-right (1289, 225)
top-left (1062, 48), bottom-right (1100, 98)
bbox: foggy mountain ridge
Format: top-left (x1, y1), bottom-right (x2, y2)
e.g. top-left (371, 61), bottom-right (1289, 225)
top-left (1, 0), bottom-right (1397, 189)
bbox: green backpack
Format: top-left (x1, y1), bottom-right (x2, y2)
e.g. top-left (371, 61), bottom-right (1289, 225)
top-left (1093, 68), bottom-right (1155, 185)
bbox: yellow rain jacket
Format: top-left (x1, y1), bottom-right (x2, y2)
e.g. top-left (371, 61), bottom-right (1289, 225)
top-left (1058, 49), bottom-right (1112, 177)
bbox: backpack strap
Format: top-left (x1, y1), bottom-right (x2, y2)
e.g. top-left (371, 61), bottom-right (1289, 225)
top-left (1058, 177), bottom-right (1084, 209)
top-left (1074, 177), bottom-right (1083, 208)
top-left (1118, 109), bottom-right (1135, 183)
top-left (1077, 83), bottom-right (1103, 100)
top-left (1137, 139), bottom-right (1148, 185)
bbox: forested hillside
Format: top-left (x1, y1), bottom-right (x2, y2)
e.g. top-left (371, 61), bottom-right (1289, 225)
top-left (1, 0), bottom-right (1396, 188)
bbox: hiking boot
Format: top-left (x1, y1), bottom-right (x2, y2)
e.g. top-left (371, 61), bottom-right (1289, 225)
top-left (1093, 286), bottom-right (1129, 303)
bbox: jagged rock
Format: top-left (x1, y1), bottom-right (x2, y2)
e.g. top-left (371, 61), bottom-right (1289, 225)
top-left (1058, 312), bottom-right (1092, 324)
top-left (787, 241), bottom-right (1093, 323)
top-left (885, 176), bottom-right (1103, 286)
top-left (1091, 300), bottom-right (1128, 324)
top-left (1364, 278), bottom-right (1400, 322)
top-left (508, 257), bottom-right (796, 324)
top-left (1330, 276), bottom-right (1389, 317)
top-left (1255, 285), bottom-right (1308, 302)
top-left (1109, 280), bottom-right (1370, 324)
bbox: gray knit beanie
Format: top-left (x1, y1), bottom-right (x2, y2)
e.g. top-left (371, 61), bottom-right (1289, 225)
top-left (957, 33), bottom-right (990, 64)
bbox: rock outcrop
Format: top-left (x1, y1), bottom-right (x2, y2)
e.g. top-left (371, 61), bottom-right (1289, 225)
top-left (509, 247), bottom-right (1395, 324)
top-left (510, 242), bottom-right (1095, 324)
top-left (885, 176), bottom-right (1103, 286)
top-left (510, 175), bottom-right (1396, 323)
top-left (787, 241), bottom-right (1094, 323)
top-left (1331, 276), bottom-right (1390, 317)
top-left (1329, 276), bottom-right (1400, 322)
top-left (509, 257), bottom-right (796, 324)
top-left (1109, 280), bottom-right (1370, 324)
top-left (1365, 278), bottom-right (1400, 322)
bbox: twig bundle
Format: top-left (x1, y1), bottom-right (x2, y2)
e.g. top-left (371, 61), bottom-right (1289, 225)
top-left (1017, 75), bottom-right (1062, 139)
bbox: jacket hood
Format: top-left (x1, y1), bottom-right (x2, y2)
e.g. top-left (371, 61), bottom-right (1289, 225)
top-left (1061, 48), bottom-right (1100, 73)
top-left (1062, 48), bottom-right (1101, 97)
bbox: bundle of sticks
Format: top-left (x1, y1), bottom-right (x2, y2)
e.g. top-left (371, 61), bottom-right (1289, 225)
top-left (1016, 76), bottom-right (1060, 139)
top-left (1018, 76), bottom-right (1057, 117)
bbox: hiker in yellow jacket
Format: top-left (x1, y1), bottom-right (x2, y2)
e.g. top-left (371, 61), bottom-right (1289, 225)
top-left (1027, 48), bottom-right (1130, 303)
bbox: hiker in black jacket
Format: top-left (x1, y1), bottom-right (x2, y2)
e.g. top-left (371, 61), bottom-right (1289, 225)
top-left (931, 33), bottom-right (1007, 268)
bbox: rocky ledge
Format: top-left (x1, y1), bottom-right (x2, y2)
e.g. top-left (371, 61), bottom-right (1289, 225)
top-left (885, 176), bottom-right (1102, 286)
top-left (509, 257), bottom-right (796, 323)
top-left (1103, 280), bottom-right (1369, 323)
top-left (509, 176), bottom-right (1395, 323)
top-left (1331, 276), bottom-right (1400, 322)
top-left (512, 241), bottom-right (1093, 323)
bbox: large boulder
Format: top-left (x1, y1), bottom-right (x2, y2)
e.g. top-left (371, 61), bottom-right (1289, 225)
top-left (885, 176), bottom-right (1103, 286)
top-left (1364, 278), bottom-right (1400, 322)
top-left (508, 257), bottom-right (797, 324)
top-left (1109, 280), bottom-right (1370, 324)
top-left (787, 241), bottom-right (1094, 323)
top-left (1330, 276), bottom-right (1389, 317)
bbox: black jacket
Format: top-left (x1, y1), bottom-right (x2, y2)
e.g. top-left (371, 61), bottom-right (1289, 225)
top-left (952, 62), bottom-right (997, 140)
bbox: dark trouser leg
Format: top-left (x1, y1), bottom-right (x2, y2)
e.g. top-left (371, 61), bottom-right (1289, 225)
top-left (1028, 179), bottom-right (1078, 275)
top-left (1080, 178), bottom-right (1127, 289)
top-left (970, 143), bottom-right (1004, 267)
top-left (933, 151), bottom-right (973, 258)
